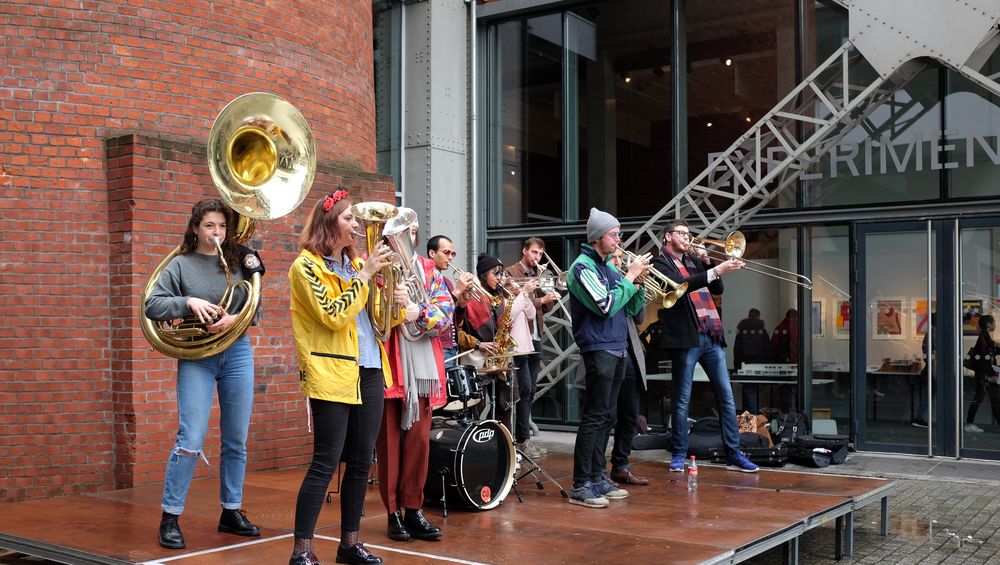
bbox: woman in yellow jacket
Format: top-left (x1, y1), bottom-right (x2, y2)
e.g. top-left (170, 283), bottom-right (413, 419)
top-left (287, 190), bottom-right (409, 565)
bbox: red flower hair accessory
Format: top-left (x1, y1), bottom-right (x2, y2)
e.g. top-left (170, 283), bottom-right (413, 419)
top-left (322, 190), bottom-right (349, 212)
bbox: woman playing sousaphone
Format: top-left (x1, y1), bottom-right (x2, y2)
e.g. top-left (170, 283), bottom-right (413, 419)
top-left (287, 190), bottom-right (409, 565)
top-left (144, 198), bottom-right (266, 550)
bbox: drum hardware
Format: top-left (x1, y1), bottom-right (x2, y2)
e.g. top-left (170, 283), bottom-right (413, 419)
top-left (510, 446), bottom-right (568, 503)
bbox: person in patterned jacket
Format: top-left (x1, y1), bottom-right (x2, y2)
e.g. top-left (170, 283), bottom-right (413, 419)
top-left (376, 215), bottom-right (455, 543)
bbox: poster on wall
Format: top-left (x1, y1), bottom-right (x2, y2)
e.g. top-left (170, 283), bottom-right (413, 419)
top-left (963, 299), bottom-right (983, 336)
top-left (812, 299), bottom-right (825, 338)
top-left (913, 299), bottom-right (936, 338)
top-left (873, 297), bottom-right (905, 339)
top-left (835, 299), bottom-right (850, 339)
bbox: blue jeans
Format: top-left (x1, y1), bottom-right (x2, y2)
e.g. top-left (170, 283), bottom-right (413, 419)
top-left (161, 335), bottom-right (254, 515)
top-left (443, 347), bottom-right (458, 369)
top-left (573, 351), bottom-right (625, 485)
top-left (669, 333), bottom-right (740, 457)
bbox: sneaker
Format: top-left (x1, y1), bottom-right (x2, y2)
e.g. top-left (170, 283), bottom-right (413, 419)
top-left (524, 438), bottom-right (548, 455)
top-left (911, 419), bottom-right (928, 428)
top-left (964, 423), bottom-right (984, 433)
top-left (592, 477), bottom-right (629, 500)
top-left (569, 482), bottom-right (609, 508)
top-left (515, 452), bottom-right (522, 471)
top-left (517, 441), bottom-right (542, 459)
top-left (725, 451), bottom-right (759, 473)
top-left (669, 454), bottom-right (686, 472)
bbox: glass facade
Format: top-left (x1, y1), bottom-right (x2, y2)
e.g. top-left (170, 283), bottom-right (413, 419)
top-left (469, 0), bottom-right (1000, 456)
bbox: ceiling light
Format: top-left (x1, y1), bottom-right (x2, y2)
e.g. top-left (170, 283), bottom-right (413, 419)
top-left (724, 58), bottom-right (733, 66)
top-left (706, 122), bottom-right (713, 128)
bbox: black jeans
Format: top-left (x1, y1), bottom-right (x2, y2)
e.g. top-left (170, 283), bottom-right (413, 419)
top-left (610, 352), bottom-right (642, 471)
top-left (573, 351), bottom-right (625, 485)
top-left (293, 368), bottom-right (384, 538)
top-left (967, 375), bottom-right (1000, 425)
top-left (514, 348), bottom-right (539, 444)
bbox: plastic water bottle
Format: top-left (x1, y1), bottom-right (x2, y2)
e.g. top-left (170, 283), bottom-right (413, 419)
top-left (687, 455), bottom-right (698, 492)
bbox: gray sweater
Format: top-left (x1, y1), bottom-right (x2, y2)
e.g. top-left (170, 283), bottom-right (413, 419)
top-left (144, 252), bottom-right (251, 321)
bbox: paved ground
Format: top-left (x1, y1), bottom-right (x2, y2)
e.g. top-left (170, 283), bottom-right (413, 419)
top-left (531, 431), bottom-right (1000, 564)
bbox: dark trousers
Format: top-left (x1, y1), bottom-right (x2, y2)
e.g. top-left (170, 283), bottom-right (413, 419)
top-left (610, 353), bottom-right (641, 471)
top-left (293, 368), bottom-right (384, 538)
top-left (573, 351), bottom-right (625, 485)
top-left (376, 396), bottom-right (433, 514)
top-left (514, 351), bottom-right (538, 443)
top-left (967, 376), bottom-right (1000, 425)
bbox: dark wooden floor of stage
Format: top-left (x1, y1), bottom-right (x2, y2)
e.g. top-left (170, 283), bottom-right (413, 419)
top-left (0, 453), bottom-right (891, 564)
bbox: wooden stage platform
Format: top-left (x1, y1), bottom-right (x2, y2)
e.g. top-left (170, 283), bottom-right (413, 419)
top-left (0, 453), bottom-right (893, 565)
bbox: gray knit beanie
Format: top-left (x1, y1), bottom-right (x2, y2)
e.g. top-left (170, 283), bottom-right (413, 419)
top-left (586, 207), bottom-right (620, 243)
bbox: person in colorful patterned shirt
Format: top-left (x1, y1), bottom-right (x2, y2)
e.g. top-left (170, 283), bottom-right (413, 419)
top-left (377, 214), bottom-right (455, 543)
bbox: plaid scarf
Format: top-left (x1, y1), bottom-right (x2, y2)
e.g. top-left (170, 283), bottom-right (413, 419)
top-left (674, 257), bottom-right (724, 341)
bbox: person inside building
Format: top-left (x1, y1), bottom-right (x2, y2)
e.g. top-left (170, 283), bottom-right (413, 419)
top-left (650, 220), bottom-right (759, 474)
top-left (733, 308), bottom-right (771, 412)
top-left (565, 208), bottom-right (647, 508)
top-left (771, 308), bottom-right (799, 364)
top-left (286, 191), bottom-right (405, 565)
top-left (144, 197), bottom-right (265, 551)
top-left (965, 314), bottom-right (999, 433)
top-left (377, 218), bottom-right (453, 543)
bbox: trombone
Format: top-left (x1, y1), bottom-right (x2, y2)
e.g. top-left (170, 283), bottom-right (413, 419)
top-left (688, 231), bottom-right (813, 289)
top-left (616, 245), bottom-right (688, 309)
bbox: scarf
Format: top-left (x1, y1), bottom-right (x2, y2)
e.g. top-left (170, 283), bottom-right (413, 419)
top-left (399, 257), bottom-right (441, 429)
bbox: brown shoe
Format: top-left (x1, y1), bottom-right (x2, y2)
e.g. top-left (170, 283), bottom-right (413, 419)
top-left (610, 468), bottom-right (649, 486)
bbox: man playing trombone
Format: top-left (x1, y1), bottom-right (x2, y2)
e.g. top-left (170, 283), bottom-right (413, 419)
top-left (505, 237), bottom-right (559, 458)
top-left (565, 208), bottom-right (647, 509)
top-left (651, 220), bottom-right (759, 474)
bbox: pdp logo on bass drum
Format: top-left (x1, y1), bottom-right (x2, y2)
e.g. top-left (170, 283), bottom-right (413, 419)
top-left (472, 428), bottom-right (495, 443)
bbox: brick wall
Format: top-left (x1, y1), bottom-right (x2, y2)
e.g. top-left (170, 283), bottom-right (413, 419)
top-left (0, 0), bottom-right (393, 502)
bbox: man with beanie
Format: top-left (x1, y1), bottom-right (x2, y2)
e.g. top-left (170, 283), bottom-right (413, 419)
top-left (651, 219), bottom-right (759, 474)
top-left (565, 208), bottom-right (649, 508)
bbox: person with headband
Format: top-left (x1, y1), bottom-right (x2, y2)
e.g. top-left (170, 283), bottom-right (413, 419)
top-left (286, 191), bottom-right (408, 565)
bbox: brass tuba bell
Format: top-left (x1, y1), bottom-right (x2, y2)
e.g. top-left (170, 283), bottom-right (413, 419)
top-left (351, 202), bottom-right (401, 341)
top-left (140, 93), bottom-right (316, 360)
top-left (383, 207), bottom-right (431, 341)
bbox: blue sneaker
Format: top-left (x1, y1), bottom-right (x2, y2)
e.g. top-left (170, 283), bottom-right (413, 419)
top-left (569, 482), bottom-right (609, 508)
top-left (669, 454), bottom-right (686, 472)
top-left (592, 477), bottom-right (629, 500)
top-left (726, 450), bottom-right (759, 473)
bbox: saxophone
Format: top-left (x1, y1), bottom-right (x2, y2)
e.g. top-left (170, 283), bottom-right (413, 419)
top-left (484, 289), bottom-right (517, 372)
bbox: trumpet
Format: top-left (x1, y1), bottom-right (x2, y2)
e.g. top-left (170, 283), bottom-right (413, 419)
top-left (688, 231), bottom-right (813, 289)
top-left (616, 245), bottom-right (688, 309)
top-left (445, 265), bottom-right (503, 306)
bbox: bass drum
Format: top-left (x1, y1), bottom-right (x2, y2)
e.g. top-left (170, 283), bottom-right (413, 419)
top-left (424, 419), bottom-right (516, 510)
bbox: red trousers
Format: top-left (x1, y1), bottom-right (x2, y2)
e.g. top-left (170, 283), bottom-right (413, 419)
top-left (375, 397), bottom-right (433, 513)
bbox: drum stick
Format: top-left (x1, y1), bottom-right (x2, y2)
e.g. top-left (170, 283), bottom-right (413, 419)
top-left (444, 349), bottom-right (477, 364)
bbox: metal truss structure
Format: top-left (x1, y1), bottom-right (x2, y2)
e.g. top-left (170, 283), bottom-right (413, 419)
top-left (534, 0), bottom-right (1000, 402)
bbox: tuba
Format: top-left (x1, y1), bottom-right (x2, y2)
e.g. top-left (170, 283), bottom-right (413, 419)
top-left (141, 92), bottom-right (315, 360)
top-left (383, 207), bottom-right (430, 341)
top-left (352, 202), bottom-right (401, 341)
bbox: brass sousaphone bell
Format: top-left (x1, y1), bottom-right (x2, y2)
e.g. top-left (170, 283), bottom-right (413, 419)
top-left (141, 92), bottom-right (316, 360)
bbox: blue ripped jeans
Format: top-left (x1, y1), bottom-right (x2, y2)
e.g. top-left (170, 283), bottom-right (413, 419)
top-left (161, 335), bottom-right (254, 515)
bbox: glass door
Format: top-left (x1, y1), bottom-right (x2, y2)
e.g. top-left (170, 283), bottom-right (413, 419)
top-left (855, 221), bottom-right (943, 454)
top-left (958, 218), bottom-right (1000, 458)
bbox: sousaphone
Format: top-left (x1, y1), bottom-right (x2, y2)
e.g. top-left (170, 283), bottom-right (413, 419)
top-left (141, 92), bottom-right (316, 359)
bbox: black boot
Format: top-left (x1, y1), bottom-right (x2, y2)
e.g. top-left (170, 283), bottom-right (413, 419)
top-left (289, 551), bottom-right (321, 565)
top-left (158, 514), bottom-right (186, 549)
top-left (335, 543), bottom-right (383, 564)
top-left (403, 508), bottom-right (442, 540)
top-left (387, 510), bottom-right (410, 541)
top-left (218, 508), bottom-right (261, 537)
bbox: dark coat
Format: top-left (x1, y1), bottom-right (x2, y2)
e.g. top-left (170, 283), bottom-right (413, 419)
top-left (650, 248), bottom-right (725, 349)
